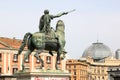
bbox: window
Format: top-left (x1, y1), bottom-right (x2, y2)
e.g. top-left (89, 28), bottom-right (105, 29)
top-left (102, 69), bottom-right (104, 73)
top-left (13, 54), bottom-right (18, 62)
top-left (74, 70), bottom-right (76, 75)
top-left (13, 68), bottom-right (18, 74)
top-left (0, 67), bottom-right (2, 74)
top-left (102, 77), bottom-right (104, 80)
top-left (69, 65), bottom-right (71, 68)
top-left (69, 70), bottom-right (71, 73)
top-left (98, 70), bottom-right (100, 74)
top-left (69, 60), bottom-right (72, 62)
top-left (98, 77), bottom-right (100, 80)
top-left (46, 56), bottom-right (51, 64)
top-left (74, 65), bottom-right (76, 68)
top-left (94, 76), bottom-right (96, 80)
top-left (101, 67), bottom-right (105, 74)
top-left (74, 77), bottom-right (76, 80)
top-left (94, 69), bottom-right (96, 73)
top-left (25, 56), bottom-right (29, 63)
top-left (69, 77), bottom-right (71, 80)
top-left (0, 53), bottom-right (2, 61)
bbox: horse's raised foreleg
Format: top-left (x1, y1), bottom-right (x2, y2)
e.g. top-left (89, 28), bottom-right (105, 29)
top-left (22, 50), bottom-right (32, 70)
top-left (34, 49), bottom-right (44, 69)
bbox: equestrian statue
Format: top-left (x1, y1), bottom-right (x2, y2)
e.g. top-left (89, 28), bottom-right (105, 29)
top-left (17, 9), bottom-right (75, 70)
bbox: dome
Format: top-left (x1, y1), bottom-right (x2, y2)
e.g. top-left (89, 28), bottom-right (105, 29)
top-left (82, 42), bottom-right (112, 59)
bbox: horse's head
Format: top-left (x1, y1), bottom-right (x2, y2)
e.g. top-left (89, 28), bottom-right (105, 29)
top-left (56, 20), bottom-right (65, 32)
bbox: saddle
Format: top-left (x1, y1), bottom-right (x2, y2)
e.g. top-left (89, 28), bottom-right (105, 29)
top-left (32, 32), bottom-right (58, 44)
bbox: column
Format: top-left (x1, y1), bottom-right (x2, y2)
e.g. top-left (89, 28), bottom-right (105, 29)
top-left (53, 56), bottom-right (55, 70)
top-left (4, 53), bottom-right (6, 74)
top-left (8, 53), bottom-right (11, 74)
top-left (20, 54), bottom-right (23, 70)
top-left (31, 55), bottom-right (34, 71)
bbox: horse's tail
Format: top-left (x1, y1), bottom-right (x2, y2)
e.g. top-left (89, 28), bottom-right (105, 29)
top-left (18, 32), bottom-right (32, 55)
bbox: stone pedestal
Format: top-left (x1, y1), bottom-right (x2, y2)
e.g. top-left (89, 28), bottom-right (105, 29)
top-left (14, 70), bottom-right (71, 80)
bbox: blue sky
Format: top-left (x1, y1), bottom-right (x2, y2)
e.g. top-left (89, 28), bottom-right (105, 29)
top-left (0, 0), bottom-right (120, 59)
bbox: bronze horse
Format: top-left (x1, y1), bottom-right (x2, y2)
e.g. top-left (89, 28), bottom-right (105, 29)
top-left (17, 20), bottom-right (66, 70)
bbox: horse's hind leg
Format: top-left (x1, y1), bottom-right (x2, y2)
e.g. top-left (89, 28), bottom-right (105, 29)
top-left (34, 49), bottom-right (44, 69)
top-left (55, 49), bottom-right (61, 70)
top-left (22, 49), bottom-right (32, 70)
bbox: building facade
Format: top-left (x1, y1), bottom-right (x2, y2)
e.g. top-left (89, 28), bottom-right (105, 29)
top-left (0, 37), bottom-right (66, 78)
top-left (81, 42), bottom-right (120, 80)
top-left (66, 42), bottom-right (120, 80)
top-left (66, 59), bottom-right (88, 80)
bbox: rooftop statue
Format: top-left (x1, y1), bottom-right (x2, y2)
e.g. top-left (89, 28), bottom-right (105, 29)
top-left (17, 9), bottom-right (75, 70)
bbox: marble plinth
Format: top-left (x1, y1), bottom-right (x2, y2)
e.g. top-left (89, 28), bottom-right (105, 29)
top-left (14, 70), bottom-right (71, 80)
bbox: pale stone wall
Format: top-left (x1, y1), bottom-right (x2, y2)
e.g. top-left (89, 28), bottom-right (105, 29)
top-left (86, 57), bottom-right (120, 80)
top-left (0, 49), bottom-right (66, 75)
top-left (66, 59), bottom-right (88, 80)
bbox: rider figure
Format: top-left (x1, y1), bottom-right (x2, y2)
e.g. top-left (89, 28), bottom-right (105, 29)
top-left (39, 9), bottom-right (68, 34)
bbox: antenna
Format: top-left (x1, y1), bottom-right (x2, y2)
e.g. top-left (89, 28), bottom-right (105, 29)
top-left (97, 33), bottom-right (99, 43)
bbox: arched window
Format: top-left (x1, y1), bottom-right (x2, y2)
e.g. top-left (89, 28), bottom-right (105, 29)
top-left (46, 56), bottom-right (51, 64)
top-left (12, 68), bottom-right (18, 74)
top-left (13, 54), bottom-right (18, 62)
top-left (102, 77), bottom-right (104, 80)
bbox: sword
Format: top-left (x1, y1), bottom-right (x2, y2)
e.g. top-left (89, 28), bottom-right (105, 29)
top-left (63, 9), bottom-right (76, 15)
top-left (67, 9), bottom-right (76, 13)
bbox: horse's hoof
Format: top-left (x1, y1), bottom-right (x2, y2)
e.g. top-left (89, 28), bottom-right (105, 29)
top-left (55, 65), bottom-right (58, 70)
top-left (41, 63), bottom-right (44, 67)
top-left (22, 65), bottom-right (25, 70)
top-left (61, 57), bottom-right (64, 60)
top-left (57, 61), bottom-right (60, 64)
top-left (56, 68), bottom-right (58, 70)
top-left (40, 66), bottom-right (44, 69)
top-left (40, 66), bottom-right (42, 69)
top-left (55, 66), bottom-right (57, 70)
top-left (39, 65), bottom-right (44, 69)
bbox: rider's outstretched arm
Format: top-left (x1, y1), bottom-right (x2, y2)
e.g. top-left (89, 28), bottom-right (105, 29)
top-left (52, 12), bottom-right (68, 18)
